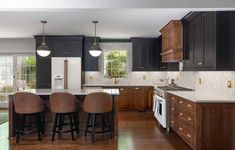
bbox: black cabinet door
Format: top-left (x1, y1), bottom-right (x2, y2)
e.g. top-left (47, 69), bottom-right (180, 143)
top-left (192, 14), bottom-right (204, 67)
top-left (82, 37), bottom-right (99, 71)
top-left (203, 12), bottom-right (216, 69)
top-left (35, 38), bottom-right (54, 88)
top-left (132, 38), bottom-right (158, 71)
top-left (65, 40), bottom-right (83, 57)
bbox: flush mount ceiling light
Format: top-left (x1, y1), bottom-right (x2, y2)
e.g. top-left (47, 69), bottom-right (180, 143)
top-left (89, 20), bottom-right (102, 57)
top-left (36, 20), bottom-right (51, 57)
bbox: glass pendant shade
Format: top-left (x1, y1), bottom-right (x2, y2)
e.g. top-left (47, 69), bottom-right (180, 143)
top-left (89, 43), bottom-right (102, 57)
top-left (89, 20), bottom-right (102, 57)
top-left (37, 42), bottom-right (51, 57)
top-left (36, 20), bottom-right (51, 57)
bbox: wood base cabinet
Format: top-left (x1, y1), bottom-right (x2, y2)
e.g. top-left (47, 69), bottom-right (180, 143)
top-left (116, 86), bottom-right (153, 111)
top-left (167, 93), bottom-right (235, 150)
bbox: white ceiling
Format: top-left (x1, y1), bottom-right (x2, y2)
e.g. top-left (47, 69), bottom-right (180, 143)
top-left (0, 0), bottom-right (235, 9)
top-left (0, 9), bottom-right (191, 38)
top-left (0, 8), bottom-right (234, 38)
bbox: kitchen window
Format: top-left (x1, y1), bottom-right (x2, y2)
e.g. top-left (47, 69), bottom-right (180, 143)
top-left (104, 50), bottom-right (127, 78)
top-left (0, 55), bottom-right (36, 107)
top-left (100, 43), bottom-right (131, 78)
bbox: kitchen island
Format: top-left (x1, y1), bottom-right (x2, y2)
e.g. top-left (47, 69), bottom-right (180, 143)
top-left (8, 88), bottom-right (120, 138)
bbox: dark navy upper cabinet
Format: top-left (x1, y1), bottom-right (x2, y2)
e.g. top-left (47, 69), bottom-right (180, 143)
top-left (182, 11), bottom-right (235, 71)
top-left (35, 35), bottom-right (83, 89)
top-left (82, 37), bottom-right (100, 71)
top-left (131, 38), bottom-right (159, 71)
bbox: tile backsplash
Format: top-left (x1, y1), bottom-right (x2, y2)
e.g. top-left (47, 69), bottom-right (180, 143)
top-left (167, 71), bottom-right (235, 98)
top-left (85, 71), bottom-right (235, 98)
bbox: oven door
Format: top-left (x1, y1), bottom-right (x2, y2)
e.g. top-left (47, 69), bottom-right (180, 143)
top-left (155, 95), bottom-right (167, 128)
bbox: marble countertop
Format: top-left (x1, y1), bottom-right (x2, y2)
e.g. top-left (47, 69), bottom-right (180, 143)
top-left (167, 91), bottom-right (235, 103)
top-left (9, 88), bottom-right (120, 96)
top-left (82, 84), bottom-right (155, 87)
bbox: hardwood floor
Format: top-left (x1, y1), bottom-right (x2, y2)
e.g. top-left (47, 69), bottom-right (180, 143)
top-left (0, 111), bottom-right (191, 150)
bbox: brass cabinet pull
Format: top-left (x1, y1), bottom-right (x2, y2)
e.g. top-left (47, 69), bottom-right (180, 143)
top-left (171, 120), bottom-right (174, 124)
top-left (134, 87), bottom-right (140, 90)
top-left (179, 112), bottom-right (183, 116)
top-left (187, 133), bottom-right (192, 138)
top-left (120, 88), bottom-right (124, 91)
top-left (179, 100), bottom-right (183, 104)
top-left (187, 104), bottom-right (192, 108)
top-left (171, 97), bottom-right (175, 100)
top-left (171, 108), bottom-right (175, 111)
top-left (187, 117), bottom-right (192, 121)
top-left (179, 127), bottom-right (183, 131)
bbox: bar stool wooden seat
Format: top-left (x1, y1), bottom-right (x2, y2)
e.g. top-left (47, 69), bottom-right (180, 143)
top-left (50, 92), bottom-right (80, 141)
top-left (83, 92), bottom-right (113, 143)
top-left (13, 92), bottom-right (45, 144)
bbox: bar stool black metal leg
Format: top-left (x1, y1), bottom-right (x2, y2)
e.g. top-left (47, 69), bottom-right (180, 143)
top-left (101, 114), bottom-right (105, 133)
top-left (106, 113), bottom-right (112, 139)
top-left (91, 113), bottom-right (96, 143)
top-left (73, 112), bottom-right (79, 134)
top-left (21, 115), bottom-right (25, 134)
top-left (58, 114), bottom-right (63, 131)
top-left (52, 113), bottom-right (59, 141)
top-left (69, 113), bottom-right (75, 141)
top-left (41, 112), bottom-right (45, 135)
top-left (85, 113), bottom-right (90, 136)
top-left (36, 113), bottom-right (41, 141)
top-left (16, 114), bottom-right (22, 144)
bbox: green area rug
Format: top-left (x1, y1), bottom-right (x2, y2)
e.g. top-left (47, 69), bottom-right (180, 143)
top-left (0, 112), bottom-right (8, 125)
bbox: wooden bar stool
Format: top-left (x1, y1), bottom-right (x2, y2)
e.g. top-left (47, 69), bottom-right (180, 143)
top-left (13, 92), bottom-right (45, 144)
top-left (50, 92), bottom-right (80, 141)
top-left (83, 92), bottom-right (113, 143)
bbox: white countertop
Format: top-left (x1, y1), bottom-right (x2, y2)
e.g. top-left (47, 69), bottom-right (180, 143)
top-left (167, 91), bottom-right (235, 103)
top-left (82, 84), bottom-right (154, 87)
top-left (9, 88), bottom-right (120, 96)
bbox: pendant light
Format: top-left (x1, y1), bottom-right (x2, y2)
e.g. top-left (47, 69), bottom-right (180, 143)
top-left (36, 20), bottom-right (51, 57)
top-left (89, 20), bottom-right (102, 57)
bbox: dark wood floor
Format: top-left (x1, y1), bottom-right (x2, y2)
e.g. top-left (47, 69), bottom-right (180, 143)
top-left (0, 111), bottom-right (191, 150)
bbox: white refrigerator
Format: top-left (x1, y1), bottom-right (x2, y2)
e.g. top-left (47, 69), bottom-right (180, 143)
top-left (51, 57), bottom-right (81, 89)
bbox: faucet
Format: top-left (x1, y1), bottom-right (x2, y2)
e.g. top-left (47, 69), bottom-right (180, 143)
top-left (114, 76), bottom-right (119, 84)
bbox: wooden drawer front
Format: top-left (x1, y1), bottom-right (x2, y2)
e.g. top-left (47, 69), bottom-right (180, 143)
top-left (177, 98), bottom-right (194, 113)
top-left (119, 87), bottom-right (129, 95)
top-left (177, 122), bottom-right (194, 148)
top-left (168, 94), bottom-right (178, 104)
top-left (177, 109), bottom-right (194, 126)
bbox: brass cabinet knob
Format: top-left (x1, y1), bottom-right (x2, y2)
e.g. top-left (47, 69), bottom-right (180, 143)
top-left (171, 107), bottom-right (175, 111)
top-left (187, 104), bottom-right (192, 108)
top-left (171, 97), bottom-right (175, 100)
top-left (179, 112), bottom-right (183, 116)
top-left (179, 100), bottom-right (183, 104)
top-left (179, 127), bottom-right (183, 131)
top-left (187, 133), bottom-right (192, 138)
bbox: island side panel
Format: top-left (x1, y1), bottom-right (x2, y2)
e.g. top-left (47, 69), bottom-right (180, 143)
top-left (8, 95), bottom-right (14, 138)
top-left (113, 95), bottom-right (119, 137)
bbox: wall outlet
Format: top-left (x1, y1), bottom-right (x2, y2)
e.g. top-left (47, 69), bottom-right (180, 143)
top-left (89, 76), bottom-right (93, 80)
top-left (143, 75), bottom-right (146, 80)
top-left (198, 78), bottom-right (202, 85)
top-left (227, 80), bottom-right (232, 88)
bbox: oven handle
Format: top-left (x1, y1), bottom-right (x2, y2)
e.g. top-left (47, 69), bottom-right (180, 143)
top-left (155, 94), bottom-right (165, 102)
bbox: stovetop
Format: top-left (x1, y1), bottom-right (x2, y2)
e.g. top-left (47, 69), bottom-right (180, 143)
top-left (154, 85), bottom-right (193, 98)
top-left (156, 85), bottom-right (193, 91)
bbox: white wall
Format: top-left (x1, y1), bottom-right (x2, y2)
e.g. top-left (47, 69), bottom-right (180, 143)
top-left (0, 38), bottom-right (35, 54)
